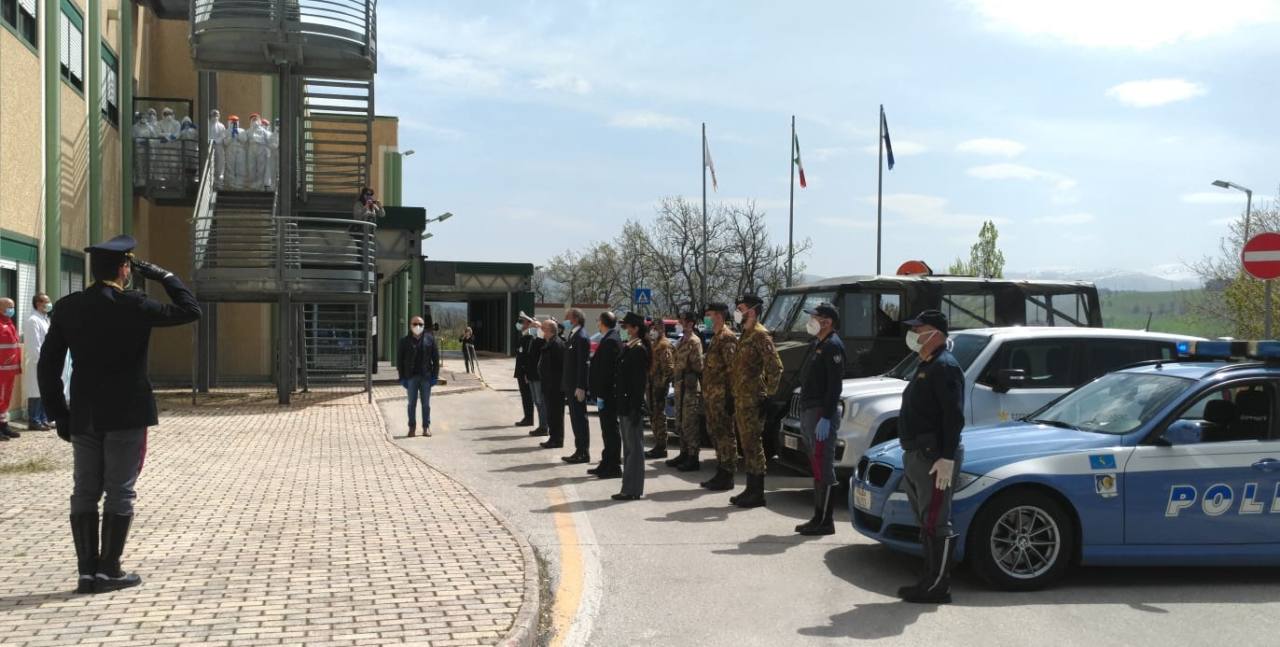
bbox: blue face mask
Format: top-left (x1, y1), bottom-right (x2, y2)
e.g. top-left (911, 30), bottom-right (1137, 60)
top-left (560, 320), bottom-right (572, 330)
top-left (619, 329), bottom-right (631, 342)
top-left (4, 308), bottom-right (14, 319)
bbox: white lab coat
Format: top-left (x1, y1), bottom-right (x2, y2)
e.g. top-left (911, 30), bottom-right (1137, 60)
top-left (21, 312), bottom-right (48, 397)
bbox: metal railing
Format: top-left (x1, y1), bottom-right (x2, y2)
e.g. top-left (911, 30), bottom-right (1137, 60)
top-left (298, 302), bottom-right (371, 382)
top-left (191, 0), bottom-right (376, 58)
top-left (134, 138), bottom-right (200, 200)
top-left (191, 151), bottom-right (218, 271)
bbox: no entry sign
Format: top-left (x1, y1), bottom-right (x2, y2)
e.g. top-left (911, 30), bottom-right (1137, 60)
top-left (1243, 232), bottom-right (1280, 280)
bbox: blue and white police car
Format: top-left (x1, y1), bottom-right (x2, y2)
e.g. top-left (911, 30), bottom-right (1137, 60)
top-left (849, 340), bottom-right (1280, 590)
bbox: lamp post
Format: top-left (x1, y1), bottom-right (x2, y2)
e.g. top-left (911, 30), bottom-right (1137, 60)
top-left (1213, 179), bottom-right (1267, 336)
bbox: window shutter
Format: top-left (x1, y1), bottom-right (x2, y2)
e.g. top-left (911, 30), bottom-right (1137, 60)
top-left (17, 263), bottom-right (35, 328)
top-left (69, 24), bottom-right (82, 82)
top-left (18, 0), bottom-right (35, 16)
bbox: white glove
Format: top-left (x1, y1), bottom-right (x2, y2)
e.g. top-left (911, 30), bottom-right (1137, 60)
top-left (929, 458), bottom-right (956, 490)
top-left (575, 388), bottom-right (586, 402)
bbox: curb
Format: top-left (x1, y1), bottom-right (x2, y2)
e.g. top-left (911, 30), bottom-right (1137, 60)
top-left (372, 390), bottom-right (541, 647)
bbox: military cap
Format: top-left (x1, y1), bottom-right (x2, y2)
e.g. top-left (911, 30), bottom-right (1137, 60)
top-left (621, 311), bottom-right (646, 328)
top-left (903, 309), bottom-right (949, 334)
top-left (678, 310), bottom-right (700, 323)
top-left (85, 235), bottom-right (137, 257)
top-left (704, 302), bottom-right (730, 314)
top-left (735, 294), bottom-right (764, 308)
top-left (803, 301), bottom-right (839, 322)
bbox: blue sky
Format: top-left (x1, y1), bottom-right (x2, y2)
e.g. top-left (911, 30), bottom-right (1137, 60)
top-left (375, 0), bottom-right (1280, 280)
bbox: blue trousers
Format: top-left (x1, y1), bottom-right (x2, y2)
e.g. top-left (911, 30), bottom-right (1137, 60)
top-left (406, 376), bottom-right (433, 428)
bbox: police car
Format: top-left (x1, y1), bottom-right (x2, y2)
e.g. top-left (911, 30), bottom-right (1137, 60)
top-left (850, 340), bottom-right (1280, 590)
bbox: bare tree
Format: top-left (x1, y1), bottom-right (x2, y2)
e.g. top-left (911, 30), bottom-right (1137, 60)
top-left (1187, 192), bottom-right (1280, 337)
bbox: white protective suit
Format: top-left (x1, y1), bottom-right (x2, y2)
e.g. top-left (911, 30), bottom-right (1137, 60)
top-left (222, 118), bottom-right (249, 189)
top-left (208, 109), bottom-right (227, 186)
top-left (179, 117), bottom-right (199, 177)
top-left (21, 310), bottom-right (48, 400)
top-left (134, 111), bottom-right (159, 186)
top-left (247, 118), bottom-right (271, 191)
top-left (269, 118), bottom-right (281, 190)
top-left (155, 109), bottom-right (182, 181)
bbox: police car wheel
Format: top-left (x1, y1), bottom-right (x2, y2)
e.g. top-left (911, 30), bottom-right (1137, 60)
top-left (969, 490), bottom-right (1075, 591)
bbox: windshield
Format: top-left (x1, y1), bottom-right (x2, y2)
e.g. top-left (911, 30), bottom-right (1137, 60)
top-left (1028, 372), bottom-right (1192, 435)
top-left (763, 293), bottom-right (800, 331)
top-left (884, 333), bottom-right (992, 380)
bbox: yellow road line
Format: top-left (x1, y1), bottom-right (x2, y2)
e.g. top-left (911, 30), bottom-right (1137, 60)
top-left (548, 486), bottom-right (584, 647)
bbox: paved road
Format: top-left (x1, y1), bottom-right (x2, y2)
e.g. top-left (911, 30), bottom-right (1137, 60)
top-left (392, 358), bottom-right (1280, 647)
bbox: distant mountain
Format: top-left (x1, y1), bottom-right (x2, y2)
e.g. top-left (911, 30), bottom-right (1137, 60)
top-left (1006, 267), bottom-right (1202, 292)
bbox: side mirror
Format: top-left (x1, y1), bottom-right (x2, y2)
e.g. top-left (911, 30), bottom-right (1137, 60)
top-left (1159, 419), bottom-right (1202, 446)
top-left (992, 368), bottom-right (1027, 394)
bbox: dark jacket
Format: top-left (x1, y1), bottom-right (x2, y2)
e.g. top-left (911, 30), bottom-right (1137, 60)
top-left (898, 347), bottom-right (965, 460)
top-left (397, 332), bottom-right (440, 380)
top-left (38, 275), bottom-right (201, 435)
top-left (799, 331), bottom-right (846, 419)
top-left (527, 335), bottom-right (546, 381)
top-left (561, 325), bottom-right (591, 394)
top-left (615, 338), bottom-right (650, 416)
top-left (514, 332), bottom-right (534, 379)
top-left (538, 335), bottom-right (564, 386)
top-left (589, 328), bottom-right (622, 400)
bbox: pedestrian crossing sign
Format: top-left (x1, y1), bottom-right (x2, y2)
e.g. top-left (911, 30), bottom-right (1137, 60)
top-left (634, 288), bottom-right (652, 306)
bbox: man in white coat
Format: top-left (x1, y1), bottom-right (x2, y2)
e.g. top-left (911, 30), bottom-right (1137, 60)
top-left (23, 293), bottom-right (51, 431)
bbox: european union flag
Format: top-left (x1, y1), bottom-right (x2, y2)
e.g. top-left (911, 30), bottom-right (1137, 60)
top-left (1089, 454), bottom-right (1117, 470)
top-left (881, 108), bottom-right (895, 170)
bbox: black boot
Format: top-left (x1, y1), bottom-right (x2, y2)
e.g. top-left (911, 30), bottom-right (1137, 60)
top-left (70, 512), bottom-right (98, 594)
top-left (801, 484), bottom-right (837, 536)
top-left (95, 513), bottom-right (142, 593)
top-left (1, 423), bottom-right (19, 438)
top-left (732, 474), bottom-right (767, 508)
top-left (529, 426), bottom-right (549, 437)
top-left (562, 451), bottom-right (590, 464)
top-left (676, 452), bottom-right (701, 472)
top-left (700, 466), bottom-right (735, 491)
top-left (644, 442), bottom-right (668, 459)
top-left (795, 481), bottom-right (825, 534)
top-left (900, 534), bottom-right (955, 604)
top-left (664, 450), bottom-right (688, 468)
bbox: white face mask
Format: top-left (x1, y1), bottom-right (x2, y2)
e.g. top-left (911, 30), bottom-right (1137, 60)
top-left (674, 325), bottom-right (684, 337)
top-left (732, 310), bottom-right (745, 325)
top-left (648, 330), bottom-right (659, 341)
top-left (411, 324), bottom-right (424, 335)
top-left (805, 317), bottom-right (821, 336)
top-left (905, 329), bottom-right (936, 353)
top-left (514, 322), bottom-right (524, 332)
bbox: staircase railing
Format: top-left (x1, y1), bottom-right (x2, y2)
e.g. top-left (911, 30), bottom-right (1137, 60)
top-left (191, 0), bottom-right (377, 54)
top-left (190, 150), bottom-right (217, 272)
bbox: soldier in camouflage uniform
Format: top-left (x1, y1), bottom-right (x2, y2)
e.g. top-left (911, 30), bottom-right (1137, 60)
top-left (666, 310), bottom-right (704, 472)
top-left (728, 294), bottom-right (783, 508)
top-left (698, 303), bottom-right (739, 491)
top-left (644, 324), bottom-right (676, 458)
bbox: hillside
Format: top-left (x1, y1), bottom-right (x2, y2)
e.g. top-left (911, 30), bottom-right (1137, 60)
top-left (1100, 289), bottom-right (1229, 338)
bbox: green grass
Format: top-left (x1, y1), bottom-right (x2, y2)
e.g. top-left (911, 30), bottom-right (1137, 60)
top-left (1100, 289), bottom-right (1228, 338)
top-left (0, 456), bottom-right (58, 475)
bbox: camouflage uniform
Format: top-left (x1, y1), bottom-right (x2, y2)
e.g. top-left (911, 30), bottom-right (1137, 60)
top-left (672, 330), bottom-right (704, 454)
top-left (702, 326), bottom-right (739, 471)
top-left (730, 321), bottom-right (783, 476)
top-left (647, 335), bottom-right (675, 446)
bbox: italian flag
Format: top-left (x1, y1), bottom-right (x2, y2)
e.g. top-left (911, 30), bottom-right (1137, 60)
top-left (793, 132), bottom-right (807, 188)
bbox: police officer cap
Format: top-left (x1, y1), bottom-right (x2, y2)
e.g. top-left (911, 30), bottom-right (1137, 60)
top-left (621, 311), bottom-right (646, 328)
top-left (803, 301), bottom-right (839, 322)
top-left (903, 309), bottom-right (949, 334)
top-left (704, 302), bottom-right (730, 314)
top-left (84, 234), bottom-right (137, 257)
top-left (735, 294), bottom-right (764, 308)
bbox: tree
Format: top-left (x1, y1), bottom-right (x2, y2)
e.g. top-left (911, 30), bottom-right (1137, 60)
top-left (1188, 192), bottom-right (1280, 338)
top-left (949, 220), bottom-right (1005, 278)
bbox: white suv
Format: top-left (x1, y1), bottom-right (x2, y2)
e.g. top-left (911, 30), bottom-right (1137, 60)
top-left (777, 327), bottom-right (1201, 480)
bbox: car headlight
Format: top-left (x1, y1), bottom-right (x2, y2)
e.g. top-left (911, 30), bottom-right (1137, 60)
top-left (954, 472), bottom-right (981, 491)
top-left (840, 400), bottom-right (859, 421)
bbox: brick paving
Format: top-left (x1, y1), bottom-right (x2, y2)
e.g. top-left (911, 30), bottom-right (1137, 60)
top-left (0, 384), bottom-right (531, 647)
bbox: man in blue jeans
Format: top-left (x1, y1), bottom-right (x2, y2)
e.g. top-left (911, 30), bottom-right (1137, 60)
top-left (397, 316), bottom-right (440, 437)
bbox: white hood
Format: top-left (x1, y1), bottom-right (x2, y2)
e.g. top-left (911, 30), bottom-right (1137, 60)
top-left (838, 375), bottom-right (908, 400)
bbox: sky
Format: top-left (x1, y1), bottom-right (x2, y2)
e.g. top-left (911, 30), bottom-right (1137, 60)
top-left (374, 0), bottom-right (1280, 280)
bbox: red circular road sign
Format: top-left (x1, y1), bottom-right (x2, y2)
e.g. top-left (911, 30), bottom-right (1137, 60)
top-left (1242, 232), bottom-right (1280, 280)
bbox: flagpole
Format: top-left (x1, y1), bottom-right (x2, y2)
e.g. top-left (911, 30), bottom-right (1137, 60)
top-left (876, 104), bottom-right (884, 276)
top-left (702, 122), bottom-right (708, 308)
top-left (788, 115), bottom-right (795, 288)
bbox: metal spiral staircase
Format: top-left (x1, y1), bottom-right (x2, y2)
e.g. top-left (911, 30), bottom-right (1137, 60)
top-left (187, 0), bottom-right (379, 403)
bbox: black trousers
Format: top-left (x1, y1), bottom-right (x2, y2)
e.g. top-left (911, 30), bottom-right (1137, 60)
top-left (599, 396), bottom-right (621, 469)
top-left (542, 384), bottom-right (566, 446)
top-left (567, 392), bottom-right (590, 452)
top-left (517, 376), bottom-right (534, 421)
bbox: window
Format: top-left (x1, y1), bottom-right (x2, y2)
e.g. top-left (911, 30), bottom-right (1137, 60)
top-left (942, 293), bottom-right (995, 329)
top-left (837, 291), bottom-right (900, 338)
top-left (59, 1), bottom-right (84, 92)
top-left (1, 0), bottom-right (37, 48)
top-left (981, 339), bottom-right (1076, 389)
top-left (1026, 292), bottom-right (1090, 327)
top-left (1174, 382), bottom-right (1275, 443)
top-left (789, 292), bottom-right (835, 334)
top-left (101, 45), bottom-right (119, 126)
top-left (761, 292), bottom-right (800, 331)
top-left (1081, 339), bottom-right (1176, 381)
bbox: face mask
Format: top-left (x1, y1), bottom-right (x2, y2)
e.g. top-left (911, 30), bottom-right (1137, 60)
top-left (905, 330), bottom-right (936, 353)
top-left (620, 329), bottom-right (631, 342)
top-left (4, 308), bottom-right (14, 319)
top-left (411, 325), bottom-right (424, 334)
top-left (42, 302), bottom-right (52, 313)
top-left (560, 320), bottom-right (572, 330)
top-left (514, 322), bottom-right (523, 332)
top-left (675, 325), bottom-right (684, 337)
top-left (703, 316), bottom-right (714, 330)
top-left (732, 310), bottom-right (745, 325)
top-left (648, 330), bottom-right (659, 341)
top-left (805, 317), bottom-right (821, 336)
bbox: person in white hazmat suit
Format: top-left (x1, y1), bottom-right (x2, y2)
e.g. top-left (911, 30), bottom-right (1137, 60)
top-left (155, 107), bottom-right (182, 182)
top-left (247, 114), bottom-right (271, 191)
top-left (208, 109), bottom-right (227, 188)
top-left (221, 115), bottom-right (249, 190)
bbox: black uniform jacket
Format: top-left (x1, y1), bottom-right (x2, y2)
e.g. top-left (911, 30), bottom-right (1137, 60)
top-left (38, 276), bottom-right (201, 435)
top-left (589, 328), bottom-right (622, 400)
top-left (561, 326), bottom-right (591, 394)
top-left (538, 335), bottom-right (564, 387)
top-left (615, 339), bottom-right (651, 417)
top-left (514, 332), bottom-right (534, 379)
top-left (527, 335), bottom-right (546, 381)
top-left (397, 333), bottom-right (440, 381)
top-left (799, 331), bottom-right (846, 420)
top-left (898, 348), bottom-right (965, 460)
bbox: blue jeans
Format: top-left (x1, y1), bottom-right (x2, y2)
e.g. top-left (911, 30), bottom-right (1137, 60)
top-left (406, 376), bottom-right (433, 428)
top-left (28, 398), bottom-right (47, 425)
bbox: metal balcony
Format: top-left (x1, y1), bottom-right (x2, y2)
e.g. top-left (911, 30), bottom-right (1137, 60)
top-left (134, 138), bottom-right (200, 202)
top-left (190, 0), bottom-right (377, 78)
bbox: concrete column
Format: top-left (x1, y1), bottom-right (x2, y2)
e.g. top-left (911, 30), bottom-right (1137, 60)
top-left (119, 1), bottom-right (133, 236)
top-left (43, 0), bottom-right (62, 299)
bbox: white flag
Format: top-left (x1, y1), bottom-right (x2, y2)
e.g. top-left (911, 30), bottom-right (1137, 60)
top-left (703, 131), bottom-right (718, 191)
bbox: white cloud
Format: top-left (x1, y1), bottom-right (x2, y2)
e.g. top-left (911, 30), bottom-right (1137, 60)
top-left (1106, 78), bottom-right (1206, 108)
top-left (531, 73), bottom-right (592, 95)
top-left (859, 193), bottom-right (1004, 229)
top-left (1181, 191), bottom-right (1263, 205)
top-left (967, 163), bottom-right (1077, 192)
top-left (863, 140), bottom-right (928, 156)
top-left (964, 0), bottom-right (1280, 50)
top-left (955, 138), bottom-right (1026, 157)
top-left (1034, 212), bottom-right (1096, 225)
top-left (608, 111), bottom-right (693, 131)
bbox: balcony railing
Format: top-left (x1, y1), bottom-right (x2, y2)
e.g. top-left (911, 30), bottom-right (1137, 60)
top-left (134, 138), bottom-right (200, 201)
top-left (190, 0), bottom-right (377, 75)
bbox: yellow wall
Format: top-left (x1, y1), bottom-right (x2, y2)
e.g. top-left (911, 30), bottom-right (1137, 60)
top-left (0, 34), bottom-right (43, 240)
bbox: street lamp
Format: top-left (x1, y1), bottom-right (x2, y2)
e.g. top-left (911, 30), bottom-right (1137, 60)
top-left (401, 149), bottom-right (415, 157)
top-left (423, 232), bottom-right (434, 240)
top-left (1212, 179), bottom-right (1253, 239)
top-left (429, 211), bottom-right (453, 224)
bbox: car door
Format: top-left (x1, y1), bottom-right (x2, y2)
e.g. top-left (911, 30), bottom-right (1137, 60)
top-left (1123, 379), bottom-right (1280, 545)
top-left (969, 337), bottom-right (1078, 426)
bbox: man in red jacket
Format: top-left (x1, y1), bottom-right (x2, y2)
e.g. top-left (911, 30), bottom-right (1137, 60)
top-left (0, 297), bottom-right (21, 440)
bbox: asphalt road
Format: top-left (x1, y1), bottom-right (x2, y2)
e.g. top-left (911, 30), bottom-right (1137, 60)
top-left (387, 358), bottom-right (1280, 647)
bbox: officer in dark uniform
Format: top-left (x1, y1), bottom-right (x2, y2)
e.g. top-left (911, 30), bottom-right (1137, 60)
top-left (794, 302), bottom-right (845, 536)
top-left (895, 309), bottom-right (964, 604)
top-left (513, 313), bottom-right (537, 429)
top-left (37, 235), bottom-right (201, 594)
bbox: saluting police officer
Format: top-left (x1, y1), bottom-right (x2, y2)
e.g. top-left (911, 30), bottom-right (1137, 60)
top-left (727, 294), bottom-right (782, 509)
top-left (895, 309), bottom-right (964, 604)
top-left (38, 236), bottom-right (201, 594)
top-left (795, 302), bottom-right (845, 536)
top-left (698, 303), bottom-right (738, 491)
